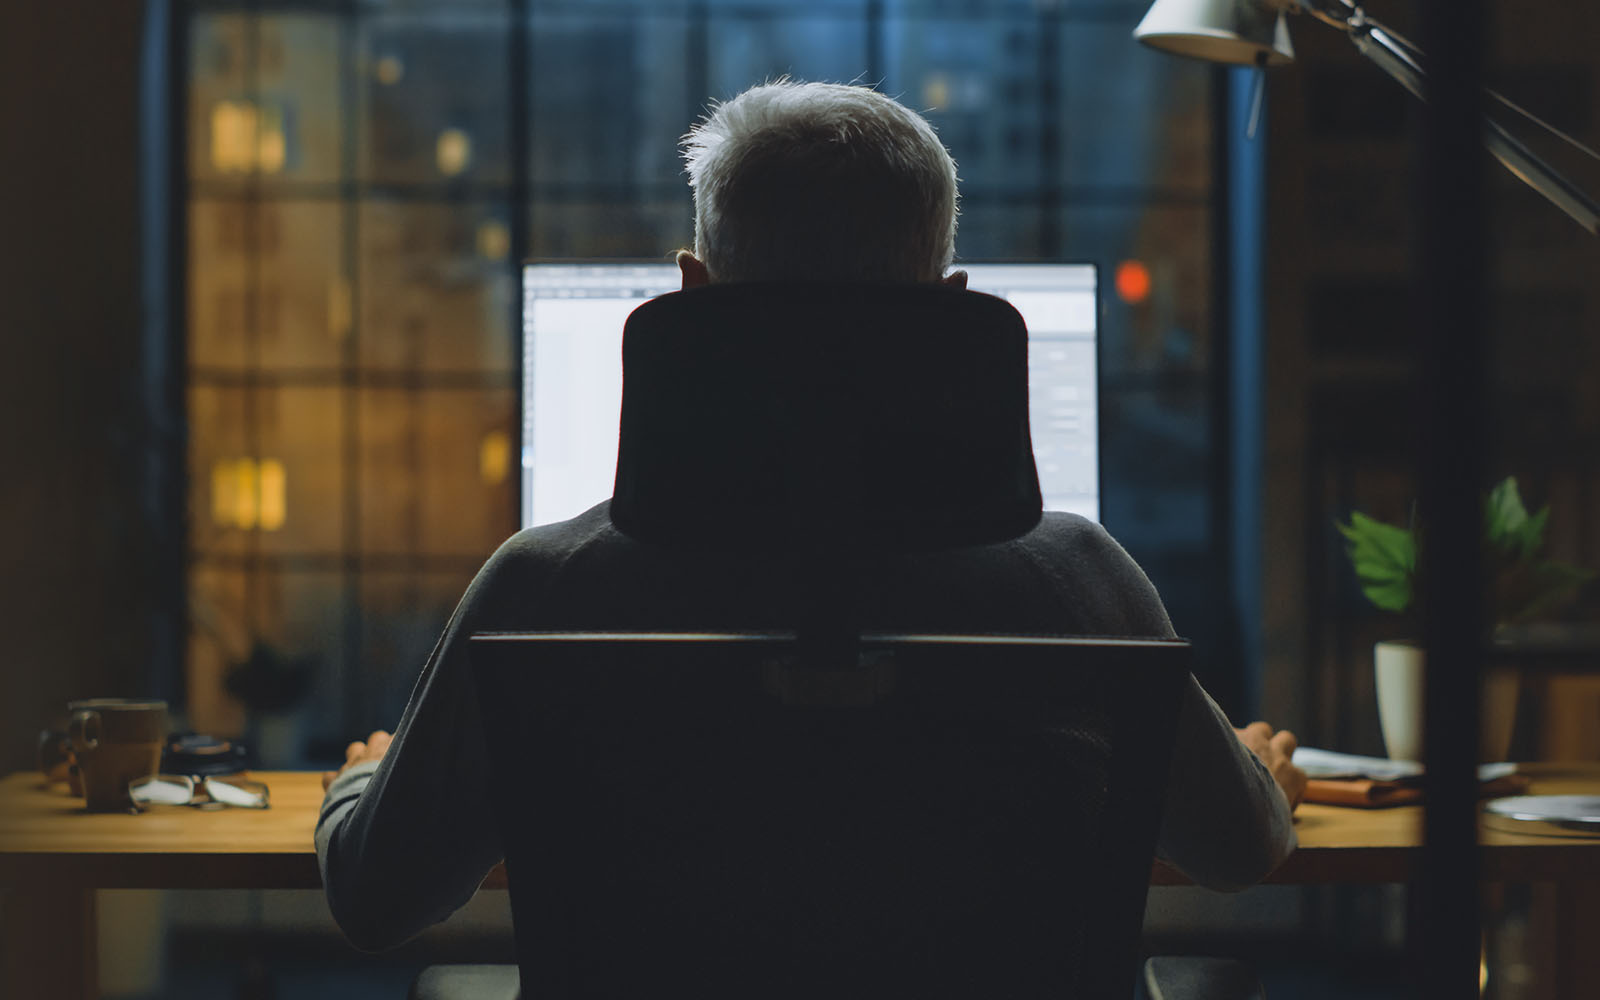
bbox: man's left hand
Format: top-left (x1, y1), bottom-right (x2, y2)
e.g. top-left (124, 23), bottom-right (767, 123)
top-left (322, 730), bottom-right (392, 792)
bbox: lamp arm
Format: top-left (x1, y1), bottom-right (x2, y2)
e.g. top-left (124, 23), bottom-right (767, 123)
top-left (1333, 7), bottom-right (1600, 235)
top-left (1480, 120), bottom-right (1600, 236)
top-left (1345, 16), bottom-right (1425, 101)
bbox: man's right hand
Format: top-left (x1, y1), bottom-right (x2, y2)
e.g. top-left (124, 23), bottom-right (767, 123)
top-left (1235, 721), bottom-right (1308, 811)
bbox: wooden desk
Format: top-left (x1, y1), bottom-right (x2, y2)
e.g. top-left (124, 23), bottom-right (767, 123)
top-left (5, 765), bottom-right (1600, 999)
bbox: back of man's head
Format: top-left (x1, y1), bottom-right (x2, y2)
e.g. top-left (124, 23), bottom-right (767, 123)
top-left (682, 80), bottom-right (959, 285)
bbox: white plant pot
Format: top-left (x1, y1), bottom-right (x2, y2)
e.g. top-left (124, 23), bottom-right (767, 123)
top-left (1374, 640), bottom-right (1519, 763)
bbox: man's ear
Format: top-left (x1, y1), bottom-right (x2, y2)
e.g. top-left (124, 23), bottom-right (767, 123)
top-left (677, 250), bottom-right (710, 289)
top-left (941, 269), bottom-right (968, 290)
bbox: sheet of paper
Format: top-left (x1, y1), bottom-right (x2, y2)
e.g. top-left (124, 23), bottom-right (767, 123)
top-left (1292, 747), bottom-right (1516, 783)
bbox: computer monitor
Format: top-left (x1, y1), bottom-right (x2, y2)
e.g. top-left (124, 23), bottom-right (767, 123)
top-left (521, 261), bottom-right (1099, 529)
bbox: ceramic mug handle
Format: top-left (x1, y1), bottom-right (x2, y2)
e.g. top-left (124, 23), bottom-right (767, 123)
top-left (69, 710), bottom-right (102, 755)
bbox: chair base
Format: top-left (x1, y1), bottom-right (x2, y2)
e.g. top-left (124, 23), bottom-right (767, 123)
top-left (1141, 956), bottom-right (1266, 1000)
top-left (409, 963), bottom-right (519, 1000)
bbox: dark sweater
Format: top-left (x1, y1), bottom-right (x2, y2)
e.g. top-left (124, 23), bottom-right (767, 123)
top-left (316, 502), bottom-right (1294, 952)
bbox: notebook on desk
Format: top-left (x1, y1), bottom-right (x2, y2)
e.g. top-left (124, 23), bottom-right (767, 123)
top-left (1292, 748), bottom-right (1527, 808)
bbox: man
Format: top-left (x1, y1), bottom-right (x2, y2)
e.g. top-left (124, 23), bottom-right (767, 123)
top-left (317, 80), bottom-right (1306, 952)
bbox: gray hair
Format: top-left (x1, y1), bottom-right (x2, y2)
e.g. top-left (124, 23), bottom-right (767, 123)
top-left (682, 80), bottom-right (959, 284)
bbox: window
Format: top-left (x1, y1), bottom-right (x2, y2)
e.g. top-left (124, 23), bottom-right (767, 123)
top-left (181, 0), bottom-right (1221, 760)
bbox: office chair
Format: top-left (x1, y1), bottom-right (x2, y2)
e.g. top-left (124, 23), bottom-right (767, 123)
top-left (411, 282), bottom-right (1256, 999)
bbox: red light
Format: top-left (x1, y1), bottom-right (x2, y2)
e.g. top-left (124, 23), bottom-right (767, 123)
top-left (1115, 259), bottom-right (1152, 305)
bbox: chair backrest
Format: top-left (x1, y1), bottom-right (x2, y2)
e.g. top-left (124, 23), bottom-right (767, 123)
top-left (610, 282), bottom-right (1042, 555)
top-left (471, 631), bottom-right (1190, 999)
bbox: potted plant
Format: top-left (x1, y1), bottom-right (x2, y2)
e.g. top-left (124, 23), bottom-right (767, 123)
top-left (1338, 476), bottom-right (1594, 761)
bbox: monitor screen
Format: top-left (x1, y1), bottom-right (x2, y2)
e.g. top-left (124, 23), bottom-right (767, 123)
top-left (520, 262), bottom-right (1099, 529)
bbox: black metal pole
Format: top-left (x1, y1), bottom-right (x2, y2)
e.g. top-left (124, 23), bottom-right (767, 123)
top-left (140, 0), bottom-right (189, 707)
top-left (1414, 1), bottom-right (1487, 997)
top-left (1208, 64), bottom-right (1243, 716)
top-left (337, 3), bottom-right (364, 747)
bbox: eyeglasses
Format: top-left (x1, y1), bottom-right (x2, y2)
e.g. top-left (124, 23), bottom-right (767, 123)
top-left (129, 774), bottom-right (270, 810)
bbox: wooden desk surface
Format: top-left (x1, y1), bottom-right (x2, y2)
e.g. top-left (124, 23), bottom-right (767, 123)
top-left (0, 770), bottom-right (328, 889)
top-left (1164, 762), bottom-right (1600, 885)
top-left (4, 765), bottom-right (1599, 890)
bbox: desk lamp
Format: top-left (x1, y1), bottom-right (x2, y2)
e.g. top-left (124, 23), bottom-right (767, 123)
top-left (1133, 0), bottom-right (1600, 234)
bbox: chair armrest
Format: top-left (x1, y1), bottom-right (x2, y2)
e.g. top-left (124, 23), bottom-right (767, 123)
top-left (1141, 956), bottom-right (1266, 1000)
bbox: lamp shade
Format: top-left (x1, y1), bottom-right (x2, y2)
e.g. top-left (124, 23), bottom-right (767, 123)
top-left (1134, 0), bottom-right (1295, 67)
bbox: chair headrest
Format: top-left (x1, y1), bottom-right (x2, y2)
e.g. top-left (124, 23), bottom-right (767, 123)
top-left (610, 282), bottom-right (1042, 555)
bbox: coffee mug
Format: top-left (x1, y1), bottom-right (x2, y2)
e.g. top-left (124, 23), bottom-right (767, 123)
top-left (68, 699), bottom-right (167, 812)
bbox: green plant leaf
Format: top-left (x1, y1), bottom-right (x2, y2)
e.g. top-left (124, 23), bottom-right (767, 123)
top-left (1337, 512), bottom-right (1414, 566)
top-left (1504, 560), bottom-right (1600, 625)
top-left (1338, 511), bottom-right (1417, 613)
top-left (1360, 577), bottom-right (1414, 614)
top-left (1485, 477), bottom-right (1524, 533)
top-left (1518, 506), bottom-right (1551, 560)
top-left (1485, 477), bottom-right (1536, 554)
top-left (1339, 512), bottom-right (1415, 572)
top-left (1344, 476), bottom-right (1594, 626)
